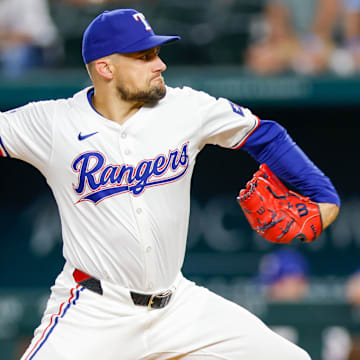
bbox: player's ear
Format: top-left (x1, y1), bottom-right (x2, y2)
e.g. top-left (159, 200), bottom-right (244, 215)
top-left (94, 58), bottom-right (114, 80)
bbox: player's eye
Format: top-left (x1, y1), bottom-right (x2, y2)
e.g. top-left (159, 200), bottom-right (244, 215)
top-left (139, 54), bottom-right (151, 60)
top-left (138, 49), bottom-right (159, 61)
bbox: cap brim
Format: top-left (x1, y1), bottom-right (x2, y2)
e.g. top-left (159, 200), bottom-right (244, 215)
top-left (119, 35), bottom-right (180, 53)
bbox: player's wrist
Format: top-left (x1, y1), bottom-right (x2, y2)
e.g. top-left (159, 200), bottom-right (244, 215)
top-left (318, 203), bottom-right (340, 229)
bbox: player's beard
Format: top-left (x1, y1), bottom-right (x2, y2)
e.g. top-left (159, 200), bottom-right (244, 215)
top-left (116, 82), bottom-right (166, 103)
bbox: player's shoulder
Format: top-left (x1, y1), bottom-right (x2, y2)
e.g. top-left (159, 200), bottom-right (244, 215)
top-left (30, 87), bottom-right (90, 110)
top-left (3, 99), bottom-right (59, 119)
top-left (166, 85), bottom-right (212, 98)
top-left (2, 88), bottom-right (88, 120)
top-left (35, 87), bottom-right (90, 114)
top-left (164, 86), bottom-right (218, 106)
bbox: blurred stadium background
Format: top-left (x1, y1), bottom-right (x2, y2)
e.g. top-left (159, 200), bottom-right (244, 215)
top-left (0, 0), bottom-right (359, 359)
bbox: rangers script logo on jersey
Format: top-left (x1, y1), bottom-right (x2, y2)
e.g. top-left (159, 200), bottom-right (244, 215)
top-left (72, 142), bottom-right (190, 204)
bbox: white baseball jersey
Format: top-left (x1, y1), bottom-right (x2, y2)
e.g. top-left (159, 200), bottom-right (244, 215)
top-left (0, 86), bottom-right (259, 292)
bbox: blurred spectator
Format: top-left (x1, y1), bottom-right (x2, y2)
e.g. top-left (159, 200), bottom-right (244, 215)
top-left (344, 270), bottom-right (360, 360)
top-left (257, 248), bottom-right (309, 301)
top-left (293, 0), bottom-right (339, 75)
top-left (346, 269), bottom-right (360, 307)
top-left (0, 0), bottom-right (58, 78)
top-left (342, 0), bottom-right (360, 71)
top-left (322, 327), bottom-right (352, 360)
top-left (256, 248), bottom-right (310, 347)
top-left (246, 0), bottom-right (360, 75)
top-left (348, 338), bottom-right (360, 360)
top-left (246, 0), bottom-right (311, 75)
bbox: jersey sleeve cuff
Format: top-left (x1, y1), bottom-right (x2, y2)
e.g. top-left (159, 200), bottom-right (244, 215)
top-left (231, 116), bottom-right (260, 150)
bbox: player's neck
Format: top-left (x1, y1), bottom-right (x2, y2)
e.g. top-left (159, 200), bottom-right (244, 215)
top-left (91, 88), bottom-right (143, 125)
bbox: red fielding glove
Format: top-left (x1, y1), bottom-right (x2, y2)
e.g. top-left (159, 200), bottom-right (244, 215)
top-left (237, 164), bottom-right (322, 243)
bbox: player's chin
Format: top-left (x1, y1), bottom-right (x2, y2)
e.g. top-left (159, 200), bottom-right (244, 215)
top-left (148, 83), bottom-right (166, 101)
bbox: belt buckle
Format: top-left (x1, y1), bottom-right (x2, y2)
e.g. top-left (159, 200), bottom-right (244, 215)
top-left (148, 289), bottom-right (172, 309)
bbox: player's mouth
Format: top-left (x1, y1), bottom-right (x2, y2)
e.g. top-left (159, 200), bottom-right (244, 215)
top-left (151, 75), bottom-right (164, 83)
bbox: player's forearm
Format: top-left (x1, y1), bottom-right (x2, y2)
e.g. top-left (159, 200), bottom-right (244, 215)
top-left (318, 202), bottom-right (340, 229)
top-left (241, 120), bottom-right (341, 207)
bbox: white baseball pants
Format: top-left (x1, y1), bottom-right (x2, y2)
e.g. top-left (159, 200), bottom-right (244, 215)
top-left (21, 262), bottom-right (311, 360)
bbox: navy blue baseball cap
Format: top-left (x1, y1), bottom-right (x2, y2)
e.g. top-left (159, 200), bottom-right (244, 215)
top-left (82, 9), bottom-right (180, 64)
top-left (257, 249), bottom-right (309, 286)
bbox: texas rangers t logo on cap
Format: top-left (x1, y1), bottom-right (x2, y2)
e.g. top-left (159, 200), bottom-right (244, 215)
top-left (132, 13), bottom-right (152, 31)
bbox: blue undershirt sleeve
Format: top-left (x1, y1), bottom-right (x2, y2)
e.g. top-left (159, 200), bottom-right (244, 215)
top-left (241, 120), bottom-right (340, 206)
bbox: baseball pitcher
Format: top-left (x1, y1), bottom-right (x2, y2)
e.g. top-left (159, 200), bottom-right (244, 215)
top-left (0, 9), bottom-right (339, 360)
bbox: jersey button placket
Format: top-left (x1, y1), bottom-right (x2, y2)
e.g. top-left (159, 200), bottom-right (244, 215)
top-left (120, 132), bottom-right (131, 157)
top-left (118, 131), bottom-right (156, 290)
top-left (134, 204), bottom-right (156, 289)
top-left (132, 200), bottom-right (157, 290)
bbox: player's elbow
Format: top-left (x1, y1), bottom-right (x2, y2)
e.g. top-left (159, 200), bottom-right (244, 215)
top-left (318, 202), bottom-right (340, 230)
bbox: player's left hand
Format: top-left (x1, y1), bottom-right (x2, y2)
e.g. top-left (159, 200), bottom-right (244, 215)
top-left (237, 164), bottom-right (322, 243)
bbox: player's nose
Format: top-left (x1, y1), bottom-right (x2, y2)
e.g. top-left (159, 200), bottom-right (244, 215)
top-left (155, 55), bottom-right (167, 72)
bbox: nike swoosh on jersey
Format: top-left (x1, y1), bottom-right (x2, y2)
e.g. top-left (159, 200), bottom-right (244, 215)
top-left (78, 132), bottom-right (98, 141)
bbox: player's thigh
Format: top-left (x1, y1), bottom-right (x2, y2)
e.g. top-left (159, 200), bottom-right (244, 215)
top-left (192, 287), bottom-right (311, 359)
top-left (153, 280), bottom-right (310, 360)
top-left (21, 277), bottom-right (146, 360)
top-left (180, 329), bottom-right (311, 360)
